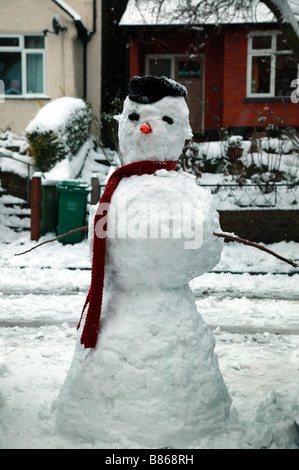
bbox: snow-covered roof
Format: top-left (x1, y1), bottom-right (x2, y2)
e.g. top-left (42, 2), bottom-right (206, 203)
top-left (52, 0), bottom-right (82, 22)
top-left (120, 0), bottom-right (299, 27)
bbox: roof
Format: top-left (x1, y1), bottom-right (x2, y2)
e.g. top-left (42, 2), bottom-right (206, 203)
top-left (52, 0), bottom-right (82, 22)
top-left (120, 0), bottom-right (299, 27)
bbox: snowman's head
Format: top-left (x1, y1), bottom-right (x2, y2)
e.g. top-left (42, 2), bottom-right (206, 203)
top-left (115, 76), bottom-right (193, 164)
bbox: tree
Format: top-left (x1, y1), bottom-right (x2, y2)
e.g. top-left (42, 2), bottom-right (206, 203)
top-left (262, 0), bottom-right (299, 59)
top-left (102, 0), bottom-right (130, 112)
top-left (133, 0), bottom-right (299, 58)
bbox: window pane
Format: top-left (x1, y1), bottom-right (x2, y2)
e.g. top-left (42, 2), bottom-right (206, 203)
top-left (0, 52), bottom-right (22, 94)
top-left (251, 56), bottom-right (271, 93)
top-left (26, 54), bottom-right (43, 93)
top-left (178, 61), bottom-right (200, 78)
top-left (0, 37), bottom-right (19, 47)
top-left (25, 36), bottom-right (44, 49)
top-left (275, 55), bottom-right (298, 96)
top-left (252, 35), bottom-right (272, 49)
top-left (276, 34), bottom-right (290, 51)
top-left (149, 58), bottom-right (171, 77)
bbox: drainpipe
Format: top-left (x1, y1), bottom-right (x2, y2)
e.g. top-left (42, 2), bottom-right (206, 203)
top-left (51, 0), bottom-right (97, 99)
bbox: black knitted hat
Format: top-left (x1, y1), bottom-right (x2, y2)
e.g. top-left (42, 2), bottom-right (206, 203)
top-left (129, 75), bottom-right (187, 104)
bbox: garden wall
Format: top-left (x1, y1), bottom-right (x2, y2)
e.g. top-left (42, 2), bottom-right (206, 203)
top-left (219, 209), bottom-right (299, 243)
top-left (0, 171), bottom-right (28, 201)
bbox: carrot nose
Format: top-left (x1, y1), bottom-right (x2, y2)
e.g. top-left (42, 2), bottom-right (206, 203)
top-left (140, 122), bottom-right (152, 134)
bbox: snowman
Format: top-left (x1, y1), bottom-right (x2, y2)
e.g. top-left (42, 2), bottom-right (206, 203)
top-left (53, 76), bottom-right (231, 448)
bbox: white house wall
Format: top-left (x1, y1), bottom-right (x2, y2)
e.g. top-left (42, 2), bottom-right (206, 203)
top-left (0, 0), bottom-right (101, 135)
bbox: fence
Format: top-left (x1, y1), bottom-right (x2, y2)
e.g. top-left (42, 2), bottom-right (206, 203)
top-left (0, 153), bottom-right (35, 205)
top-left (0, 154), bottom-right (298, 210)
top-left (198, 183), bottom-right (299, 208)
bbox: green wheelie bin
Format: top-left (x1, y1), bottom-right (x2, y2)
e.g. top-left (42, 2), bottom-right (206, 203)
top-left (41, 181), bottom-right (59, 235)
top-left (56, 180), bottom-right (90, 244)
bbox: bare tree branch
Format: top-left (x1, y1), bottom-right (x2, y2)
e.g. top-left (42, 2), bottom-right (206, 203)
top-left (133, 0), bottom-right (299, 56)
top-left (261, 0), bottom-right (299, 59)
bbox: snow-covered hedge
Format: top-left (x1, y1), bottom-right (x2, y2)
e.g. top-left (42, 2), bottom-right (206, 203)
top-left (25, 97), bottom-right (93, 172)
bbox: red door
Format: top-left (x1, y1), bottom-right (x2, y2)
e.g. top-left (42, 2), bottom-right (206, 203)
top-left (175, 56), bottom-right (204, 134)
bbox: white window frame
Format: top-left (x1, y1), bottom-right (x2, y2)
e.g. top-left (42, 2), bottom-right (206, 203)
top-left (0, 33), bottom-right (47, 99)
top-left (145, 54), bottom-right (175, 78)
top-left (246, 30), bottom-right (298, 98)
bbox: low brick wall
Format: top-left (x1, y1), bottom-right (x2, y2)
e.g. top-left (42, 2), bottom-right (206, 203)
top-left (0, 171), bottom-right (29, 201)
top-left (219, 209), bottom-right (299, 243)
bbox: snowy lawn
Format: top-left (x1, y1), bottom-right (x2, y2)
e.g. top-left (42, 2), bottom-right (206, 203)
top-left (0, 234), bottom-right (298, 449)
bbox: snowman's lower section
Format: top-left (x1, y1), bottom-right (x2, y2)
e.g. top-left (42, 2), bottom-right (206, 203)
top-left (54, 285), bottom-right (231, 448)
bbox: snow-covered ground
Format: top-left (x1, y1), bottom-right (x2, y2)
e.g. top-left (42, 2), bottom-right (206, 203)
top-left (1, 125), bottom-right (299, 449)
top-left (0, 230), bottom-right (298, 449)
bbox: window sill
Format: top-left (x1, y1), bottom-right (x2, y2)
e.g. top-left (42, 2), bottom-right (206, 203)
top-left (0, 95), bottom-right (51, 100)
top-left (244, 96), bottom-right (292, 103)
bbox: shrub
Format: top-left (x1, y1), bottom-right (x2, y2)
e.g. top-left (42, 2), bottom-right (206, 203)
top-left (26, 98), bottom-right (93, 172)
top-left (100, 98), bottom-right (122, 150)
top-left (26, 131), bottom-right (66, 172)
top-left (64, 102), bottom-right (93, 156)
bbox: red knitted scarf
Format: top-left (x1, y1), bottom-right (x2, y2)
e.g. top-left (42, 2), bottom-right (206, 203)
top-left (78, 159), bottom-right (177, 348)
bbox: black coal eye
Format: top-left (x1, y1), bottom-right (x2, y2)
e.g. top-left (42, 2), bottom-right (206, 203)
top-left (128, 112), bottom-right (140, 121)
top-left (163, 115), bottom-right (174, 125)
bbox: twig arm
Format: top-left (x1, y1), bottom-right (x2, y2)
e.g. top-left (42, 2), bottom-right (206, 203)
top-left (14, 226), bottom-right (88, 256)
top-left (213, 232), bottom-right (299, 269)
top-left (14, 225), bottom-right (298, 269)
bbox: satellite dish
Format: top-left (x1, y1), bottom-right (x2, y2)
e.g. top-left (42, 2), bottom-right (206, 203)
top-left (52, 14), bottom-right (67, 34)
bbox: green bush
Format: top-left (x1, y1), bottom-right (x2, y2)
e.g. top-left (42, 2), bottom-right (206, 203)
top-left (100, 98), bottom-right (122, 150)
top-left (65, 103), bottom-right (93, 156)
top-left (26, 100), bottom-right (93, 172)
top-left (27, 131), bottom-right (66, 172)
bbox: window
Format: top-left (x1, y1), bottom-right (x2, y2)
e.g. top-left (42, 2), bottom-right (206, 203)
top-left (147, 56), bottom-right (173, 78)
top-left (178, 61), bottom-right (201, 78)
top-left (0, 34), bottom-right (45, 97)
top-left (247, 31), bottom-right (298, 98)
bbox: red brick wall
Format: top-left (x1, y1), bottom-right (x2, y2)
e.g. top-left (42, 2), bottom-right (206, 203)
top-left (129, 36), bottom-right (141, 77)
top-left (204, 32), bottom-right (224, 130)
top-left (127, 30), bottom-right (225, 132)
top-left (223, 26), bottom-right (299, 129)
top-left (223, 27), bottom-right (248, 128)
top-left (128, 26), bottom-right (299, 133)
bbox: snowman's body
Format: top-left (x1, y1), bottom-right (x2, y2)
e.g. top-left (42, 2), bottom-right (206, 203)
top-left (54, 77), bottom-right (231, 448)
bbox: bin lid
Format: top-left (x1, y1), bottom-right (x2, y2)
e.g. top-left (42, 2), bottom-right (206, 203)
top-left (56, 180), bottom-right (90, 193)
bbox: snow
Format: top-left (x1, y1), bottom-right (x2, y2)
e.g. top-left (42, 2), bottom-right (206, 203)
top-left (0, 132), bottom-right (33, 178)
top-left (52, 0), bottom-right (82, 22)
top-left (271, 0), bottom-right (299, 37)
top-left (0, 131), bottom-right (28, 155)
top-left (120, 0), bottom-right (299, 26)
top-left (0, 153), bottom-right (34, 179)
top-left (55, 92), bottom-right (234, 449)
top-left (0, 131), bottom-right (110, 200)
top-left (1, 80), bottom-right (298, 449)
top-left (184, 136), bottom-right (299, 210)
top-left (0, 234), bottom-right (298, 449)
top-left (120, 0), bottom-right (293, 26)
top-left (43, 138), bottom-right (107, 183)
top-left (25, 97), bottom-right (87, 134)
top-left (115, 95), bottom-right (192, 163)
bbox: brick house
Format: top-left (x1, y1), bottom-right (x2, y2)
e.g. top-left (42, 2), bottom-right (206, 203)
top-left (0, 0), bottom-right (101, 135)
top-left (120, 1), bottom-right (299, 139)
